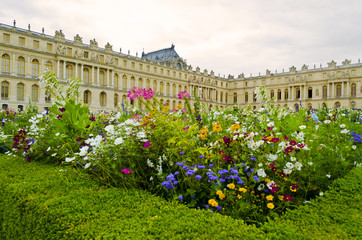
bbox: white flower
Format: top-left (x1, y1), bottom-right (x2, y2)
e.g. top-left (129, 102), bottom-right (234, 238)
top-left (326, 174), bottom-right (331, 178)
top-left (55, 133), bottom-right (60, 136)
top-left (290, 157), bottom-right (296, 162)
top-left (258, 163), bottom-right (263, 167)
top-left (79, 146), bottom-right (89, 156)
top-left (340, 129), bottom-right (349, 134)
top-left (285, 162), bottom-right (294, 169)
top-left (84, 162), bottom-right (91, 169)
top-left (294, 162), bottom-right (302, 170)
top-left (339, 124), bottom-right (346, 128)
top-left (150, 176), bottom-right (153, 181)
top-left (114, 137), bottom-right (124, 145)
top-left (319, 192), bottom-right (324, 196)
top-left (299, 125), bottom-right (306, 130)
top-left (104, 125), bottom-right (115, 135)
top-left (257, 183), bottom-right (265, 191)
top-left (315, 125), bottom-right (319, 130)
top-left (266, 181), bottom-right (276, 189)
top-left (51, 153), bottom-right (57, 157)
top-left (267, 154), bottom-right (278, 161)
top-left (308, 162), bottom-right (313, 166)
top-left (257, 169), bottom-right (267, 178)
top-left (352, 145), bottom-right (357, 150)
top-left (283, 168), bottom-right (292, 175)
top-left (324, 120), bottom-right (331, 124)
top-left (304, 200), bottom-right (310, 204)
top-left (46, 147), bottom-right (51, 152)
top-left (65, 156), bottom-right (75, 162)
top-left (267, 122), bottom-right (274, 127)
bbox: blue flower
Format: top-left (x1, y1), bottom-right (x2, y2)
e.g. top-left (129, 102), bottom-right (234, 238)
top-left (199, 155), bottom-right (205, 158)
top-left (230, 168), bottom-right (239, 174)
top-left (161, 181), bottom-right (174, 189)
top-left (176, 161), bottom-right (185, 166)
top-left (209, 164), bottom-right (214, 167)
top-left (209, 175), bottom-right (218, 181)
top-left (174, 171), bottom-right (180, 175)
top-left (182, 165), bottom-right (189, 171)
top-left (237, 180), bottom-right (244, 185)
top-left (166, 173), bottom-right (175, 181)
top-left (218, 169), bottom-right (229, 175)
top-left (197, 164), bottom-right (206, 169)
top-left (186, 170), bottom-right (195, 176)
top-left (253, 175), bottom-right (260, 182)
top-left (219, 178), bottom-right (225, 183)
top-left (251, 155), bottom-right (256, 161)
top-left (180, 151), bottom-right (185, 155)
top-left (216, 206), bottom-right (222, 211)
top-left (195, 175), bottom-right (202, 180)
top-left (178, 195), bottom-right (183, 200)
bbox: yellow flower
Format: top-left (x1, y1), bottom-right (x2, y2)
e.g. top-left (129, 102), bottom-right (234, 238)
top-left (216, 190), bottom-right (223, 196)
top-left (239, 188), bottom-right (247, 193)
top-left (227, 183), bottom-right (235, 189)
top-left (219, 194), bottom-right (226, 200)
top-left (290, 186), bottom-right (297, 192)
top-left (208, 199), bottom-right (218, 207)
top-left (175, 104), bottom-right (183, 109)
top-left (206, 153), bottom-right (214, 159)
top-left (283, 178), bottom-right (288, 181)
top-left (212, 122), bottom-right (222, 132)
top-left (199, 127), bottom-right (208, 139)
top-left (278, 195), bottom-right (284, 201)
top-left (230, 123), bottom-right (240, 132)
top-left (266, 195), bottom-right (274, 201)
top-left (267, 203), bottom-right (274, 209)
top-left (237, 194), bottom-right (242, 199)
top-left (266, 179), bottom-right (271, 183)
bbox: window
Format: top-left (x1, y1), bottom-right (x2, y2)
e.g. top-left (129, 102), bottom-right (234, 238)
top-left (67, 48), bottom-right (72, 56)
top-left (131, 62), bottom-right (135, 68)
top-left (154, 67), bottom-right (157, 73)
top-left (122, 75), bottom-right (127, 89)
top-left (277, 89), bottom-right (281, 100)
top-left (221, 82), bottom-right (223, 87)
top-left (233, 93), bottom-right (237, 103)
top-left (146, 79), bottom-right (150, 89)
top-left (31, 84), bottom-right (38, 102)
top-left (166, 83), bottom-right (170, 95)
top-left (2, 54), bottom-right (10, 73)
top-left (351, 101), bottom-right (356, 108)
top-left (220, 92), bottom-right (223, 102)
top-left (114, 74), bottom-right (119, 88)
top-left (351, 83), bottom-right (356, 97)
top-left (245, 92), bottom-right (248, 102)
top-left (84, 51), bottom-right (89, 58)
top-left (18, 105), bottom-right (23, 111)
top-left (3, 33), bottom-right (10, 43)
top-left (147, 65), bottom-right (150, 72)
top-left (336, 84), bottom-right (341, 97)
top-left (1, 81), bottom-right (9, 99)
top-left (100, 55), bottom-right (104, 63)
top-left (130, 76), bottom-right (135, 87)
top-left (123, 60), bottom-right (127, 67)
top-left (66, 65), bottom-right (73, 79)
top-left (284, 89), bottom-right (288, 100)
top-left (270, 90), bottom-right (274, 99)
top-left (138, 78), bottom-right (143, 88)
top-left (172, 84), bottom-right (176, 96)
top-left (19, 37), bottom-right (25, 46)
top-left (253, 93), bottom-right (257, 102)
top-left (17, 56), bottom-right (25, 75)
top-left (161, 69), bottom-right (164, 74)
top-left (160, 82), bottom-right (164, 94)
top-left (47, 43), bottom-right (53, 52)
top-left (296, 87), bottom-right (300, 99)
top-left (153, 80), bottom-right (157, 91)
top-left (335, 102), bottom-right (341, 108)
top-left (139, 64), bottom-right (143, 71)
top-left (308, 87), bottom-right (313, 98)
top-left (323, 86), bottom-right (327, 98)
top-left (32, 59), bottom-right (40, 76)
top-left (45, 90), bottom-right (51, 103)
top-left (84, 90), bottom-right (91, 104)
top-left (167, 70), bottom-right (170, 76)
top-left (114, 94), bottom-right (119, 108)
top-left (114, 58), bottom-right (118, 65)
top-left (45, 61), bottom-right (52, 71)
top-left (99, 71), bottom-right (106, 86)
top-left (17, 83), bottom-right (24, 101)
top-left (83, 68), bottom-right (90, 84)
top-left (33, 40), bottom-right (39, 49)
top-left (100, 92), bottom-right (107, 106)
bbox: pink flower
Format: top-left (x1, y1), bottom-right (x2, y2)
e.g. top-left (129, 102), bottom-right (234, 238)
top-left (121, 168), bottom-right (132, 174)
top-left (177, 90), bottom-right (190, 99)
top-left (143, 141), bottom-right (150, 148)
top-left (289, 140), bottom-right (297, 146)
top-left (283, 195), bottom-right (293, 201)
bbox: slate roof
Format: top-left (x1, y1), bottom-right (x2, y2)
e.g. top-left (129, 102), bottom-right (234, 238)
top-left (142, 44), bottom-right (181, 62)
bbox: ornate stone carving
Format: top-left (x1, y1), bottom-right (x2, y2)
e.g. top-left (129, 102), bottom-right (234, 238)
top-left (104, 42), bottom-right (113, 52)
top-left (56, 44), bottom-right (66, 55)
top-left (289, 66), bottom-right (296, 73)
top-left (301, 64), bottom-right (308, 72)
top-left (91, 52), bottom-right (99, 61)
top-left (54, 30), bottom-right (65, 41)
top-left (238, 73), bottom-right (245, 79)
top-left (90, 39), bottom-right (98, 49)
top-left (74, 48), bottom-right (83, 58)
top-left (106, 56), bottom-right (114, 64)
top-left (342, 59), bottom-right (351, 67)
top-left (74, 34), bottom-right (82, 44)
top-left (266, 69), bottom-right (271, 76)
top-left (328, 60), bottom-right (337, 69)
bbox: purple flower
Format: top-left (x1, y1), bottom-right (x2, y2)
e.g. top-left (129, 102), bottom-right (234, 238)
top-left (161, 181), bottom-right (174, 189)
top-left (195, 175), bottom-right (202, 180)
top-left (253, 175), bottom-right (260, 182)
top-left (216, 206), bottom-right (222, 211)
top-left (185, 170), bottom-right (195, 176)
top-left (180, 151), bottom-right (185, 155)
top-left (178, 195), bottom-right (183, 200)
top-left (176, 161), bottom-right (185, 166)
top-left (174, 171), bottom-right (179, 175)
top-left (143, 141), bottom-right (150, 148)
top-left (59, 107), bottom-right (66, 113)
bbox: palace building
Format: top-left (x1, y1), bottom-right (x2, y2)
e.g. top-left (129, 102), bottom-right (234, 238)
top-left (0, 21), bottom-right (361, 111)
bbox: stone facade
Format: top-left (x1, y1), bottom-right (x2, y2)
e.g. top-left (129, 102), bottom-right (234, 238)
top-left (0, 22), bottom-right (361, 111)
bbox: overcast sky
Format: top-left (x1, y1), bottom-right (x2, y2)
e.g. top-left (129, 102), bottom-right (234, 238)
top-left (1, 0), bottom-right (362, 78)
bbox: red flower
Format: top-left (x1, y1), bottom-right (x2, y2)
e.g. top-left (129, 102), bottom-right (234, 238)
top-left (143, 141), bottom-right (150, 148)
top-left (289, 140), bottom-right (297, 146)
top-left (285, 146), bottom-right (294, 153)
top-left (269, 162), bottom-right (276, 168)
top-left (121, 168), bottom-right (132, 174)
top-left (283, 195), bottom-right (293, 201)
top-left (271, 137), bottom-right (279, 143)
top-left (297, 143), bottom-right (305, 148)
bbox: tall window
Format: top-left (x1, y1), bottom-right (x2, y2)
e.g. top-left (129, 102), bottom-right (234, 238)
top-left (153, 80), bottom-right (157, 91)
top-left (166, 83), bottom-right (170, 95)
top-left (296, 87), bottom-right (300, 99)
top-left (114, 94), bottom-right (119, 108)
top-left (245, 92), bottom-right (248, 102)
top-left (308, 87), bottom-right (313, 99)
top-left (160, 82), bottom-right (164, 94)
top-left (233, 93), bottom-right (237, 103)
top-left (66, 65), bottom-right (73, 79)
top-left (32, 59), bottom-right (39, 76)
top-left (47, 43), bottom-right (53, 52)
top-left (17, 83), bottom-right (24, 101)
top-left (130, 76), bottom-right (135, 87)
top-left (220, 92), bottom-right (223, 102)
top-left (172, 84), bottom-right (176, 96)
top-left (323, 85), bottom-right (327, 98)
top-left (100, 92), bottom-right (106, 106)
top-left (45, 61), bottom-right (52, 71)
top-left (3, 33), bottom-right (10, 43)
top-left (335, 102), bottom-right (341, 108)
top-left (1, 81), bottom-right (9, 99)
top-left (277, 89), bottom-right (281, 100)
top-left (2, 54), bottom-right (10, 73)
top-left (17, 56), bottom-right (25, 75)
top-left (336, 84), bottom-right (341, 97)
top-left (114, 74), bottom-right (119, 88)
top-left (351, 83), bottom-right (356, 97)
top-left (33, 40), bottom-right (39, 49)
top-left (84, 90), bottom-right (91, 104)
top-left (270, 90), bottom-right (274, 99)
top-left (284, 89), bottom-right (288, 100)
top-left (31, 84), bottom-right (38, 102)
top-left (225, 93), bottom-right (228, 103)
top-left (19, 37), bottom-right (25, 46)
top-left (138, 78), bottom-right (143, 88)
top-left (83, 68), bottom-right (90, 84)
top-left (45, 90), bottom-right (51, 103)
top-left (99, 71), bottom-right (105, 86)
top-left (146, 79), bottom-right (150, 89)
top-left (122, 75), bottom-right (127, 89)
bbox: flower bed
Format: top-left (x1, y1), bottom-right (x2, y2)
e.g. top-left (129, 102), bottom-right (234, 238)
top-left (1, 71), bottom-right (361, 224)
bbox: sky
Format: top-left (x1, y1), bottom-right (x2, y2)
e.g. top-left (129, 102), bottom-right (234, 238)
top-left (1, 0), bottom-right (362, 78)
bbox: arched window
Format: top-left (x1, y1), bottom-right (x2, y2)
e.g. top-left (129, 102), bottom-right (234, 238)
top-left (45, 90), bottom-right (51, 103)
top-left (172, 100), bottom-right (176, 109)
top-left (335, 102), bottom-right (341, 108)
top-left (284, 89), bottom-right (288, 100)
top-left (270, 90), bottom-right (274, 99)
top-left (1, 81), bottom-right (9, 99)
top-left (178, 85), bottom-right (182, 93)
top-left (209, 89), bottom-right (212, 100)
top-left (225, 93), bottom-right (228, 103)
top-left (277, 89), bottom-right (281, 100)
top-left (166, 83), bottom-right (170, 95)
top-left (138, 78), bottom-right (143, 88)
top-left (32, 59), bottom-right (40, 77)
top-left (130, 76), bottom-right (135, 87)
top-left (66, 64), bottom-right (73, 79)
top-left (245, 92), bottom-right (248, 102)
top-left (184, 86), bottom-right (187, 91)
top-left (122, 75), bottom-right (127, 89)
top-left (122, 95), bottom-right (126, 103)
top-left (17, 83), bottom-right (24, 101)
top-left (83, 68), bottom-right (90, 84)
top-left (146, 79), bottom-right (150, 89)
top-left (17, 56), bottom-right (25, 75)
top-left (220, 92), bottom-right (223, 102)
top-left (216, 91), bottom-right (218, 101)
top-left (2, 54), bottom-right (10, 73)
top-left (323, 85), bottom-right (327, 98)
top-left (114, 74), bottom-right (119, 88)
top-left (100, 92), bottom-right (107, 106)
top-left (31, 84), bottom-right (39, 102)
top-left (84, 90), bottom-right (91, 104)
top-left (295, 87), bottom-right (300, 99)
top-left (172, 84), bottom-right (176, 96)
top-left (99, 70), bottom-right (105, 86)
top-left (336, 84), bottom-right (341, 97)
top-left (45, 61), bottom-right (52, 71)
top-left (233, 92), bottom-right (237, 103)
top-left (351, 83), bottom-right (356, 97)
top-left (153, 80), bottom-right (157, 92)
top-left (160, 82), bottom-right (164, 94)
top-left (114, 94), bottom-right (119, 108)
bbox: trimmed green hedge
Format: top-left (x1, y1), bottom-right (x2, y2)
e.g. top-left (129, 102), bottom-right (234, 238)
top-left (1, 155), bottom-right (361, 239)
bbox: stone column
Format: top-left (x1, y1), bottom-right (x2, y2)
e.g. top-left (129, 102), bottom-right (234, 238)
top-left (304, 85), bottom-right (307, 99)
top-left (97, 67), bottom-right (100, 85)
top-left (81, 64), bottom-right (84, 82)
top-left (91, 66), bottom-right (94, 85)
top-left (63, 61), bottom-right (66, 80)
top-left (27, 56), bottom-right (31, 76)
top-left (75, 64), bottom-right (78, 79)
top-left (12, 53), bottom-right (16, 74)
top-left (346, 81), bottom-right (350, 96)
top-left (342, 82), bottom-right (345, 97)
top-left (57, 60), bottom-right (60, 78)
top-left (327, 83), bottom-right (330, 98)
